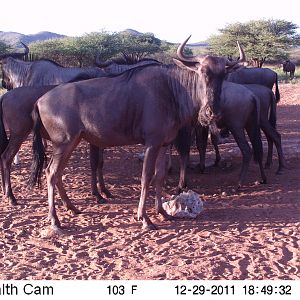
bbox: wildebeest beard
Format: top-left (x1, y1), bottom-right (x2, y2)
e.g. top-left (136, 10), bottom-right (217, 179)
top-left (198, 77), bottom-right (223, 132)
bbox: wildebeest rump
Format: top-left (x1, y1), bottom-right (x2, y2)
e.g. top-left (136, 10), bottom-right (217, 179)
top-left (226, 67), bottom-right (280, 102)
top-left (29, 37), bottom-right (236, 231)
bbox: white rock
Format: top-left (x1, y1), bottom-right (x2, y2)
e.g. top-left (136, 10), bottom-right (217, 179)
top-left (162, 190), bottom-right (204, 219)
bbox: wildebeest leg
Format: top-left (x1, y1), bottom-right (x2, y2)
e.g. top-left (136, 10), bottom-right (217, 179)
top-left (264, 135), bottom-right (273, 169)
top-left (89, 144), bottom-right (107, 204)
top-left (138, 145), bottom-right (161, 230)
top-left (261, 122), bottom-right (286, 175)
top-left (177, 152), bottom-right (188, 194)
top-left (45, 141), bottom-right (79, 230)
top-left (210, 131), bottom-right (221, 166)
top-left (173, 125), bottom-right (192, 192)
top-left (96, 148), bottom-right (113, 199)
top-left (1, 137), bottom-right (25, 205)
top-left (153, 146), bottom-right (174, 220)
top-left (245, 125), bottom-right (267, 184)
top-left (230, 128), bottom-right (252, 188)
top-left (195, 125), bottom-right (209, 173)
top-left (56, 176), bottom-right (81, 215)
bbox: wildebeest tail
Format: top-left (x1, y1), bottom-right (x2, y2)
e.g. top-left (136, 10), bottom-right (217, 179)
top-left (275, 73), bottom-right (280, 102)
top-left (250, 96), bottom-right (263, 164)
top-left (268, 91), bottom-right (277, 129)
top-left (29, 104), bottom-right (47, 188)
top-left (0, 95), bottom-right (9, 155)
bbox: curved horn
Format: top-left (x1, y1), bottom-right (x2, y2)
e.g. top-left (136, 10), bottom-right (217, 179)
top-left (177, 35), bottom-right (198, 62)
top-left (225, 41), bottom-right (246, 67)
top-left (236, 41), bottom-right (246, 62)
top-left (20, 42), bottom-right (29, 56)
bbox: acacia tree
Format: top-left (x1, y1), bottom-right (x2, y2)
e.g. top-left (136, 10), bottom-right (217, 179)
top-left (115, 32), bottom-right (162, 61)
top-left (27, 31), bottom-right (164, 66)
top-left (208, 19), bottom-right (300, 67)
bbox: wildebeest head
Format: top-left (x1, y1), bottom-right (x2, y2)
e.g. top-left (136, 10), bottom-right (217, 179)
top-left (0, 43), bottom-right (29, 90)
top-left (173, 36), bottom-right (245, 126)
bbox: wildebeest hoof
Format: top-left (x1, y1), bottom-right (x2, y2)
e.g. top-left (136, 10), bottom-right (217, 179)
top-left (160, 213), bottom-right (175, 222)
top-left (10, 198), bottom-right (18, 206)
top-left (96, 197), bottom-right (107, 204)
top-left (70, 207), bottom-right (81, 215)
top-left (101, 189), bottom-right (114, 199)
top-left (142, 223), bottom-right (158, 231)
top-left (260, 179), bottom-right (267, 184)
top-left (276, 169), bottom-right (283, 175)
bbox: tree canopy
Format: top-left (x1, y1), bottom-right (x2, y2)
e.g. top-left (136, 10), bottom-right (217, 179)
top-left (208, 19), bottom-right (300, 67)
top-left (27, 31), bottom-right (167, 67)
top-left (0, 40), bottom-right (13, 55)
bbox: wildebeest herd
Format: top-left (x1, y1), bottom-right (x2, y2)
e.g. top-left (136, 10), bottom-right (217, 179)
top-left (0, 37), bottom-right (289, 232)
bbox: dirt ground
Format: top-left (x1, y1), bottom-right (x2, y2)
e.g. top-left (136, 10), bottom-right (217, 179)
top-left (0, 84), bottom-right (299, 280)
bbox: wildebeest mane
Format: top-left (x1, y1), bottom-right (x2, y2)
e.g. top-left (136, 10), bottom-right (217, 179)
top-left (102, 62), bottom-right (162, 81)
top-left (34, 58), bottom-right (64, 67)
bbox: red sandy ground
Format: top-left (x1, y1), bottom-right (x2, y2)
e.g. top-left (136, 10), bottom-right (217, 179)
top-left (0, 84), bottom-right (299, 280)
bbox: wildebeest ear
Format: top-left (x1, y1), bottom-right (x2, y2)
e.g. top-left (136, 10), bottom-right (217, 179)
top-left (173, 58), bottom-right (199, 72)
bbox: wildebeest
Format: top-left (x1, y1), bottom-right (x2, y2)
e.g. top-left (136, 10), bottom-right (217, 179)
top-left (1, 57), bottom-right (102, 91)
top-left (175, 81), bottom-right (267, 192)
top-left (29, 36), bottom-right (242, 231)
top-left (282, 60), bottom-right (296, 79)
top-left (175, 82), bottom-right (287, 193)
top-left (0, 43), bottom-right (162, 90)
top-left (0, 47), bottom-right (162, 204)
top-left (0, 86), bottom-right (113, 206)
top-left (226, 66), bottom-right (280, 102)
top-left (0, 59), bottom-right (162, 205)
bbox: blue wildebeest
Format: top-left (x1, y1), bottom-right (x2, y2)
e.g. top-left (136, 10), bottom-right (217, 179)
top-left (0, 43), bottom-right (161, 90)
top-left (0, 64), bottom-right (162, 206)
top-left (0, 86), bottom-right (108, 207)
top-left (175, 82), bottom-right (287, 193)
top-left (282, 60), bottom-right (296, 79)
top-left (175, 81), bottom-right (267, 193)
top-left (0, 46), bottom-right (161, 204)
top-left (29, 36), bottom-right (241, 232)
top-left (0, 44), bottom-right (103, 90)
top-left (219, 56), bottom-right (281, 158)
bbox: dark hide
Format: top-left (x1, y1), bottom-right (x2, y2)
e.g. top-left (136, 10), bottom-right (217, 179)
top-left (282, 60), bottom-right (296, 79)
top-left (29, 59), bottom-right (226, 231)
top-left (0, 86), bottom-right (110, 205)
top-left (226, 67), bottom-right (280, 102)
top-left (174, 81), bottom-right (267, 192)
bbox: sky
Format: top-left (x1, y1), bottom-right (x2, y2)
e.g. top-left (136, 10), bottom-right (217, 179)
top-left (1, 0), bottom-right (300, 43)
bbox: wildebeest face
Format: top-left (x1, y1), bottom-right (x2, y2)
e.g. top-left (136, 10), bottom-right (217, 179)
top-left (175, 36), bottom-right (246, 126)
top-left (173, 53), bottom-right (225, 126)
